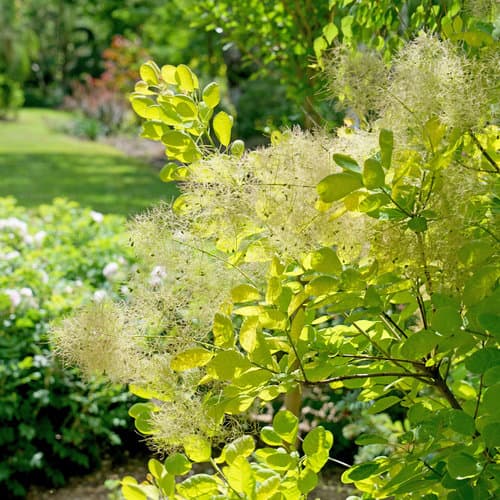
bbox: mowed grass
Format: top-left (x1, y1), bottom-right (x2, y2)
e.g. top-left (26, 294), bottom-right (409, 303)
top-left (0, 108), bottom-right (177, 215)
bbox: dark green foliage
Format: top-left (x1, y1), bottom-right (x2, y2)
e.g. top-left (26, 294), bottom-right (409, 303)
top-left (0, 198), bottom-right (136, 496)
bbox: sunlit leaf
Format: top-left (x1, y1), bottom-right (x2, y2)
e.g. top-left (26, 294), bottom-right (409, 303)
top-left (170, 348), bottom-right (213, 371)
top-left (213, 111), bottom-right (233, 147)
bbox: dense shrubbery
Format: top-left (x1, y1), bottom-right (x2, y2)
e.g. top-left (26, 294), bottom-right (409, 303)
top-left (64, 35), bottom-right (149, 139)
top-left (0, 198), bottom-right (136, 497)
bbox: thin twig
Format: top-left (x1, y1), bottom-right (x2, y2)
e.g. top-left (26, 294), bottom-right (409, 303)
top-left (327, 456), bottom-right (352, 468)
top-left (455, 156), bottom-right (498, 174)
top-left (171, 238), bottom-right (258, 286)
top-left (472, 225), bottom-right (500, 243)
top-left (309, 371), bottom-right (434, 386)
top-left (474, 374), bottom-right (484, 420)
top-left (285, 317), bottom-right (308, 384)
top-left (380, 312), bottom-right (408, 339)
top-left (381, 188), bottom-right (413, 217)
top-left (332, 353), bottom-right (423, 367)
top-left (469, 131), bottom-right (499, 173)
top-left (414, 282), bottom-right (429, 330)
top-left (210, 458), bottom-right (243, 498)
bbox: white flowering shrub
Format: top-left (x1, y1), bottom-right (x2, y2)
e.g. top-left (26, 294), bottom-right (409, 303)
top-left (0, 197), bottom-right (137, 497)
top-left (54, 10), bottom-right (499, 500)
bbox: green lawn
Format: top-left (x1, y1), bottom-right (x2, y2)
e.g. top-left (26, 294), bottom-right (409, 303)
top-left (0, 109), bottom-right (177, 215)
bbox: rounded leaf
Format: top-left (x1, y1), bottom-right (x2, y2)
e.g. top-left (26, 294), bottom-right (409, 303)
top-left (447, 452), bottom-right (481, 479)
top-left (230, 139), bottom-right (245, 158)
top-left (260, 426), bottom-right (283, 446)
top-left (273, 410), bottom-right (298, 444)
top-left (363, 158), bottom-right (385, 189)
top-left (223, 435), bottom-right (255, 465)
top-left (202, 82), bottom-right (220, 108)
top-left (184, 435), bottom-right (212, 463)
top-left (140, 60), bottom-right (160, 86)
top-left (231, 284), bottom-right (261, 303)
top-left (161, 64), bottom-right (177, 84)
top-left (164, 452), bottom-right (192, 476)
top-left (213, 111), bottom-right (233, 147)
top-left (317, 172), bottom-right (363, 203)
top-left (170, 348), bottom-right (213, 371)
top-left (342, 462), bottom-right (380, 483)
top-left (175, 64), bottom-right (197, 92)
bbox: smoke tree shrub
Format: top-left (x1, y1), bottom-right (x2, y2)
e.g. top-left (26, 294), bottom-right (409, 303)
top-left (54, 26), bottom-right (499, 500)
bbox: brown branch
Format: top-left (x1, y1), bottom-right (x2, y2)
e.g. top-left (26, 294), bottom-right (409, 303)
top-left (469, 131), bottom-right (499, 173)
top-left (380, 312), bottom-right (408, 339)
top-left (332, 353), bottom-right (423, 367)
top-left (308, 371), bottom-right (433, 386)
top-left (428, 367), bottom-right (462, 410)
top-left (415, 284), bottom-right (429, 330)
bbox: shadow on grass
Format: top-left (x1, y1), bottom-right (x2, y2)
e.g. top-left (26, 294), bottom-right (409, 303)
top-left (0, 152), bottom-right (178, 215)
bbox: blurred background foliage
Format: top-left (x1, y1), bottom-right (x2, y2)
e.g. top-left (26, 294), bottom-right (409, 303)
top-left (1, 0), bottom-right (479, 136)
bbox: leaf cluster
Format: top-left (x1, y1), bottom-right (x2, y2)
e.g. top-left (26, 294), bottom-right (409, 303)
top-left (55, 25), bottom-right (500, 500)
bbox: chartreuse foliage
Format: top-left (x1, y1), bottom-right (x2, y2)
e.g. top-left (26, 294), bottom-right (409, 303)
top-left (54, 30), bottom-right (499, 500)
top-left (129, 60), bottom-right (243, 181)
top-left (122, 410), bottom-right (331, 500)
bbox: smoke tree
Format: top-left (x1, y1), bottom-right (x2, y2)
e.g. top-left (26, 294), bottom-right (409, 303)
top-left (53, 9), bottom-right (499, 500)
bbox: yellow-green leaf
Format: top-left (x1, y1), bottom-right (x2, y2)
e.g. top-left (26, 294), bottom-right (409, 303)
top-left (175, 64), bottom-right (197, 92)
top-left (130, 94), bottom-right (156, 119)
top-left (231, 284), bottom-right (261, 303)
top-left (317, 172), bottom-right (363, 203)
top-left (223, 435), bottom-right (255, 465)
top-left (161, 64), bottom-right (177, 84)
top-left (239, 316), bottom-right (258, 352)
top-left (363, 158), bottom-right (385, 189)
top-left (379, 129), bottom-right (393, 168)
top-left (140, 60), bottom-right (160, 86)
top-left (273, 410), bottom-right (298, 444)
top-left (304, 247), bottom-right (342, 275)
top-left (184, 435), bottom-right (212, 463)
top-left (213, 111), bottom-right (233, 147)
top-left (170, 348), bottom-right (213, 371)
top-left (202, 82), bottom-right (220, 108)
top-left (213, 313), bottom-right (234, 348)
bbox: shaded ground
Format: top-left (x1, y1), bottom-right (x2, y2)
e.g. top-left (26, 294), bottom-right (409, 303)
top-left (26, 455), bottom-right (147, 500)
top-left (0, 109), bottom-right (177, 215)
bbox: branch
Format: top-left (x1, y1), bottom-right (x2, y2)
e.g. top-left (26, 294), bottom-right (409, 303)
top-left (381, 188), bottom-right (413, 217)
top-left (471, 225), bottom-right (500, 243)
top-left (309, 371), bottom-right (434, 386)
top-left (258, 182), bottom-right (316, 189)
top-left (455, 156), bottom-right (498, 175)
top-left (469, 131), bottom-right (499, 173)
top-left (414, 282), bottom-right (429, 330)
top-left (171, 238), bottom-right (258, 286)
top-left (286, 312), bottom-right (309, 384)
top-left (380, 312), bottom-right (408, 339)
top-left (428, 367), bottom-right (462, 410)
top-left (351, 321), bottom-right (415, 373)
top-left (474, 374), bottom-right (484, 420)
top-left (332, 353), bottom-right (423, 367)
